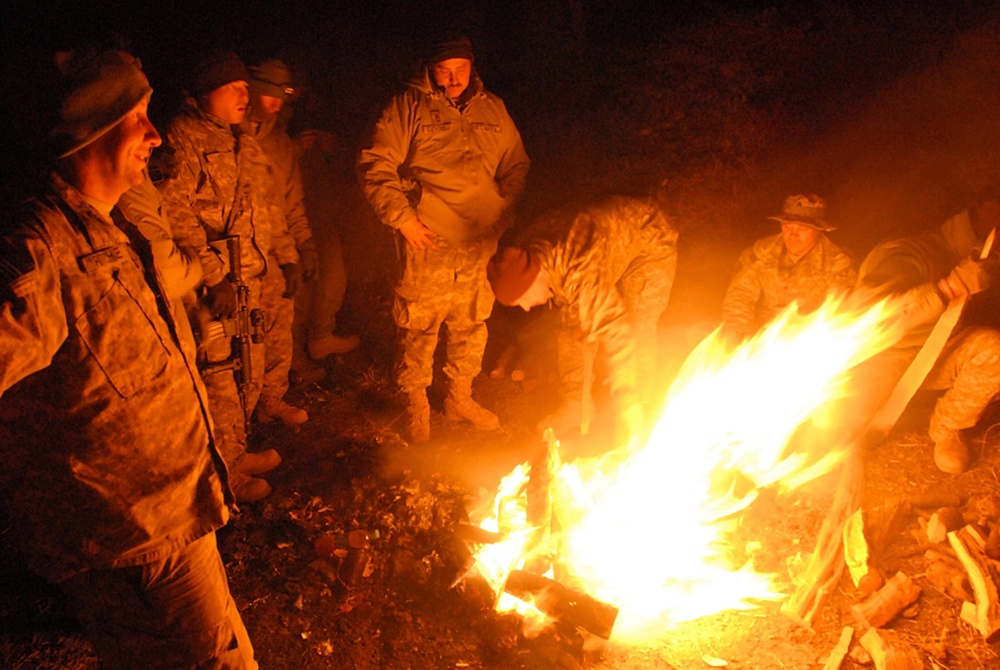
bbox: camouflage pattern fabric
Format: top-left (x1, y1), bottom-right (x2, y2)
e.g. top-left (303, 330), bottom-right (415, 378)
top-left (61, 532), bottom-right (256, 669)
top-left (393, 236), bottom-right (497, 392)
top-left (358, 69), bottom-right (530, 244)
top-left (0, 173), bottom-right (228, 583)
top-left (721, 232), bottom-right (857, 341)
top-left (259, 261), bottom-right (294, 399)
top-left (528, 196), bottom-right (679, 405)
top-left (359, 65), bottom-right (530, 395)
top-left (842, 210), bottom-right (1000, 440)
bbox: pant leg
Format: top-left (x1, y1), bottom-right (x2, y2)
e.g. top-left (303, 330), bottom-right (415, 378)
top-left (308, 228), bottom-right (348, 340)
top-left (442, 238), bottom-right (496, 384)
top-left (61, 532), bottom-right (256, 670)
top-left (260, 261), bottom-right (294, 401)
top-left (618, 254), bottom-right (676, 407)
top-left (924, 326), bottom-right (1000, 439)
top-left (393, 242), bottom-right (450, 393)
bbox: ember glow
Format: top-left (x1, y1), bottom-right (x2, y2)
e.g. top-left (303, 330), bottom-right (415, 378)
top-left (469, 294), bottom-right (909, 641)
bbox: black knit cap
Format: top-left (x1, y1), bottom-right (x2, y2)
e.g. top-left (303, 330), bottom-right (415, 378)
top-left (426, 35), bottom-right (474, 65)
top-left (190, 51), bottom-right (249, 97)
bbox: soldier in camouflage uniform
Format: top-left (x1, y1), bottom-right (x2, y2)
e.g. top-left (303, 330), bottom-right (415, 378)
top-left (488, 196), bottom-right (679, 442)
top-left (161, 52), bottom-right (300, 501)
top-left (358, 35), bottom-right (530, 443)
top-left (0, 50), bottom-right (255, 668)
top-left (843, 196), bottom-right (1000, 473)
top-left (721, 194), bottom-right (858, 344)
top-left (243, 59), bottom-right (319, 426)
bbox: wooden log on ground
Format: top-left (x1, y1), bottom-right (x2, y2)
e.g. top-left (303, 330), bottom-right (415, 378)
top-left (858, 628), bottom-right (923, 670)
top-left (948, 525), bottom-right (1000, 642)
top-left (503, 570), bottom-right (619, 639)
top-left (821, 626), bottom-right (854, 670)
top-left (851, 571), bottom-right (921, 630)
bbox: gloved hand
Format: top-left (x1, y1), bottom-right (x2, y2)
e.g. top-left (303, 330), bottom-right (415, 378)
top-left (205, 280), bottom-right (236, 319)
top-left (297, 240), bottom-right (319, 281)
top-left (281, 263), bottom-right (302, 298)
top-left (938, 256), bottom-right (996, 301)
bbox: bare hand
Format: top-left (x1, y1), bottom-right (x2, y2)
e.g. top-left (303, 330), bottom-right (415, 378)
top-left (297, 129), bottom-right (337, 154)
top-left (281, 263), bottom-right (303, 298)
top-left (398, 215), bottom-right (438, 250)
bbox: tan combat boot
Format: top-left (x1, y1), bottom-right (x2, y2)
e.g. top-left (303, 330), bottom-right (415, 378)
top-left (407, 390), bottom-right (431, 443)
top-left (933, 430), bottom-right (970, 474)
top-left (444, 379), bottom-right (499, 430)
top-left (257, 395), bottom-right (309, 426)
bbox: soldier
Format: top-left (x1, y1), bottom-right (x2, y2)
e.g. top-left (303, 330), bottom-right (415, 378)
top-left (843, 194), bottom-right (1000, 473)
top-left (487, 196), bottom-right (679, 443)
top-left (0, 49), bottom-right (255, 668)
top-left (160, 51), bottom-right (299, 501)
top-left (358, 34), bottom-right (531, 443)
top-left (721, 194), bottom-right (858, 344)
top-left (242, 58), bottom-right (320, 425)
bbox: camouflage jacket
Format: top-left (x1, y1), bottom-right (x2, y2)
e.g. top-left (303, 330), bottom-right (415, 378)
top-left (242, 110), bottom-right (313, 249)
top-left (0, 174), bottom-right (229, 582)
top-left (160, 98), bottom-right (298, 288)
top-left (358, 69), bottom-right (531, 244)
top-left (528, 196), bottom-right (679, 397)
top-left (856, 210), bottom-right (981, 348)
top-left (721, 233), bottom-right (857, 340)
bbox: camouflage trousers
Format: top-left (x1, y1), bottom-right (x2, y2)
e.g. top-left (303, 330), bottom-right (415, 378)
top-left (60, 532), bottom-right (256, 669)
top-left (558, 252), bottom-right (677, 407)
top-left (839, 326), bottom-right (1000, 442)
top-left (198, 277), bottom-right (264, 467)
top-left (260, 259), bottom-right (294, 400)
top-left (295, 227), bottom-right (348, 342)
top-left (393, 235), bottom-right (496, 393)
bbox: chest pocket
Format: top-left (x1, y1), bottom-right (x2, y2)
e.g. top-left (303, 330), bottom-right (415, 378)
top-left (196, 150), bottom-right (238, 233)
top-left (75, 272), bottom-right (171, 399)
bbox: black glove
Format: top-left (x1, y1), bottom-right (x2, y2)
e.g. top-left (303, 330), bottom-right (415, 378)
top-left (281, 263), bottom-right (302, 298)
top-left (206, 280), bottom-right (237, 319)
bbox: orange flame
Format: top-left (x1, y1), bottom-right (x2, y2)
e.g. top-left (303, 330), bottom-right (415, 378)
top-left (470, 293), bottom-right (910, 641)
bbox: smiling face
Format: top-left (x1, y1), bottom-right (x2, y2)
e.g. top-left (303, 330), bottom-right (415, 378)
top-left (81, 94), bottom-right (161, 201)
top-left (202, 80), bottom-right (250, 124)
top-left (781, 222), bottom-right (821, 257)
top-left (432, 58), bottom-right (472, 101)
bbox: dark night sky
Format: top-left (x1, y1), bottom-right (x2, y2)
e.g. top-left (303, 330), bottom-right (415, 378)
top-left (4, 0), bottom-right (1000, 251)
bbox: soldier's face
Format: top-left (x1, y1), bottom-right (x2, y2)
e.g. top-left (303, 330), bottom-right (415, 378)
top-left (203, 81), bottom-right (250, 124)
top-left (513, 267), bottom-right (551, 312)
top-left (432, 58), bottom-right (471, 100)
top-left (87, 95), bottom-right (161, 198)
top-left (257, 94), bottom-right (284, 116)
top-left (781, 222), bottom-right (820, 257)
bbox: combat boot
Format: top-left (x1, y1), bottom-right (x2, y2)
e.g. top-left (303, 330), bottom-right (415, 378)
top-left (309, 334), bottom-right (360, 359)
top-left (933, 431), bottom-right (970, 474)
top-left (406, 390), bottom-right (431, 443)
top-left (444, 379), bottom-right (500, 431)
top-left (235, 448), bottom-right (282, 476)
top-left (257, 395), bottom-right (309, 426)
top-left (230, 473), bottom-right (272, 503)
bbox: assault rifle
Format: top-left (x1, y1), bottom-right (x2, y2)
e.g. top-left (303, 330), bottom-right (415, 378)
top-left (200, 235), bottom-right (264, 430)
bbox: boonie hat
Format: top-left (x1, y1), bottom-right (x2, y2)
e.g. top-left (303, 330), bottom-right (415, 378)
top-left (768, 194), bottom-right (834, 231)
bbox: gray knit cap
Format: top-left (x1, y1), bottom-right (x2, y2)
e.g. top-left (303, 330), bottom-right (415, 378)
top-left (50, 50), bottom-right (152, 158)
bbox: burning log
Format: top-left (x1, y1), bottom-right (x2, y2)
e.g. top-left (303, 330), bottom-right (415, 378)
top-left (782, 446), bottom-right (863, 626)
top-left (851, 571), bottom-right (921, 630)
top-left (503, 570), bottom-right (619, 640)
top-left (858, 628), bottom-right (923, 670)
top-left (947, 525), bottom-right (1000, 642)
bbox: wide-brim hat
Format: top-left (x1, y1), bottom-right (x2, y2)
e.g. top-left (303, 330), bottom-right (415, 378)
top-left (768, 193), bottom-right (834, 231)
top-left (487, 247), bottom-right (541, 305)
top-left (50, 50), bottom-right (152, 159)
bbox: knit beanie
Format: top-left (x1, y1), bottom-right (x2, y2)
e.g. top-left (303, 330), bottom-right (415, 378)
top-left (249, 59), bottom-right (295, 101)
top-left (487, 247), bottom-right (541, 305)
top-left (190, 51), bottom-right (249, 98)
top-left (427, 35), bottom-right (475, 65)
top-left (50, 50), bottom-right (152, 158)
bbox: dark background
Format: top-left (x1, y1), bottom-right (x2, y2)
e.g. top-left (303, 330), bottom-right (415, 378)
top-left (4, 0), bottom-right (1000, 255)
